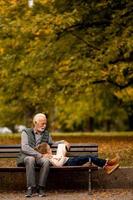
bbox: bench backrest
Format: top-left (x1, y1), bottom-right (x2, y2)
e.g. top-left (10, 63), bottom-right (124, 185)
top-left (0, 143), bottom-right (98, 158)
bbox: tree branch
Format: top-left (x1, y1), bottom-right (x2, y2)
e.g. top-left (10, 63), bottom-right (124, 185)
top-left (92, 77), bottom-right (133, 89)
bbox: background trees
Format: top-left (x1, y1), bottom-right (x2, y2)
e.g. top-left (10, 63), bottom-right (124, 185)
top-left (0, 0), bottom-right (132, 131)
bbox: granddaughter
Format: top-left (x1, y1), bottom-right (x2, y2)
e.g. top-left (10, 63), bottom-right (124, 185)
top-left (35, 142), bottom-right (119, 174)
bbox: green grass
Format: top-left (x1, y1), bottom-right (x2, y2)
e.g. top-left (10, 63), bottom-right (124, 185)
top-left (0, 131), bottom-right (133, 138)
top-left (51, 131), bottom-right (133, 137)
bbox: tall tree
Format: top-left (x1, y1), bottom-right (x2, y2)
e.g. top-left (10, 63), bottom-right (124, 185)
top-left (0, 0), bottom-right (132, 131)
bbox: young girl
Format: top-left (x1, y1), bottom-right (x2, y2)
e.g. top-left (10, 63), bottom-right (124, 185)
top-left (35, 142), bottom-right (120, 174)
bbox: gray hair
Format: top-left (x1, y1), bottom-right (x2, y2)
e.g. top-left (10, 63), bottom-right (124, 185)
top-left (33, 113), bottom-right (46, 124)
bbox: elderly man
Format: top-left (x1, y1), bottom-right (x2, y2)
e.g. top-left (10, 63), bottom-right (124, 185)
top-left (17, 113), bottom-right (66, 198)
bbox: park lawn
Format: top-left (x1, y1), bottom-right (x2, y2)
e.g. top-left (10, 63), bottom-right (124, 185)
top-left (0, 132), bottom-right (133, 167)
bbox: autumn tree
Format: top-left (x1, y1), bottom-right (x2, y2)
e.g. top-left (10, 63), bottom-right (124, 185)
top-left (0, 0), bottom-right (132, 131)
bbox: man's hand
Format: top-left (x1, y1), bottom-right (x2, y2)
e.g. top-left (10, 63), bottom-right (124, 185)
top-left (63, 140), bottom-right (71, 151)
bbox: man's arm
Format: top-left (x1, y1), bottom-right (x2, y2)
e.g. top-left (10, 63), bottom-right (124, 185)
top-left (21, 131), bottom-right (42, 159)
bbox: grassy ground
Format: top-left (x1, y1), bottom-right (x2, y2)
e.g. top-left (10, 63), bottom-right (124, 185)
top-left (0, 132), bottom-right (133, 167)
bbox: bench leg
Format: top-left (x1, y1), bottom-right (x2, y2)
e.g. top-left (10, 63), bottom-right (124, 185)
top-left (88, 168), bottom-right (92, 195)
top-left (88, 157), bottom-right (92, 195)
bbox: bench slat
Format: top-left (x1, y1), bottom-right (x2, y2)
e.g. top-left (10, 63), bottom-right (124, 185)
top-left (0, 153), bottom-right (98, 158)
top-left (0, 149), bottom-right (98, 152)
top-left (0, 148), bottom-right (98, 152)
top-left (0, 144), bottom-right (98, 148)
top-left (0, 143), bottom-right (98, 159)
top-left (0, 165), bottom-right (98, 172)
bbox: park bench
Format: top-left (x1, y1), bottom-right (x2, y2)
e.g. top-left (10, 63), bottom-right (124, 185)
top-left (0, 143), bottom-right (98, 194)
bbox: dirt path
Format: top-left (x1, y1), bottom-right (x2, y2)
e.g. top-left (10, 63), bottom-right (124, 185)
top-left (0, 189), bottom-right (133, 200)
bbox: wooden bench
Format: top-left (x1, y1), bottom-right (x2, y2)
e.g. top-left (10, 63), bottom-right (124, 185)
top-left (0, 143), bottom-right (98, 194)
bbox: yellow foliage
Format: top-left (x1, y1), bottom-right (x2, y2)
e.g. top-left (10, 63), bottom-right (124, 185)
top-left (59, 59), bottom-right (71, 67)
top-left (101, 69), bottom-right (108, 78)
top-left (126, 88), bottom-right (133, 98)
top-left (114, 87), bottom-right (133, 101)
top-left (8, 0), bottom-right (17, 4)
top-left (44, 27), bottom-right (53, 35)
top-left (39, 0), bottom-right (51, 4)
top-left (0, 48), bottom-right (4, 54)
top-left (54, 16), bottom-right (63, 25)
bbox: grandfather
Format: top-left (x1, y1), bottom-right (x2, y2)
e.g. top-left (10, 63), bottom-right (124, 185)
top-left (17, 113), bottom-right (65, 198)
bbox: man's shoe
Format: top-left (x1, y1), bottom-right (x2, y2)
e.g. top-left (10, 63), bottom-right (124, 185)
top-left (104, 163), bottom-right (119, 175)
top-left (38, 186), bottom-right (46, 197)
top-left (25, 187), bottom-right (32, 198)
top-left (107, 156), bottom-right (120, 166)
top-left (25, 187), bottom-right (37, 197)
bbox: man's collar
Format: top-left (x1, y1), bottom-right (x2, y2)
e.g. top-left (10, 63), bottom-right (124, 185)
top-left (33, 129), bottom-right (43, 135)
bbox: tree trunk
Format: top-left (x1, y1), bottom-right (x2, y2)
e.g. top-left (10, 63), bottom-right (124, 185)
top-left (85, 117), bottom-right (94, 132)
top-left (106, 119), bottom-right (111, 132)
top-left (128, 114), bottom-right (133, 131)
